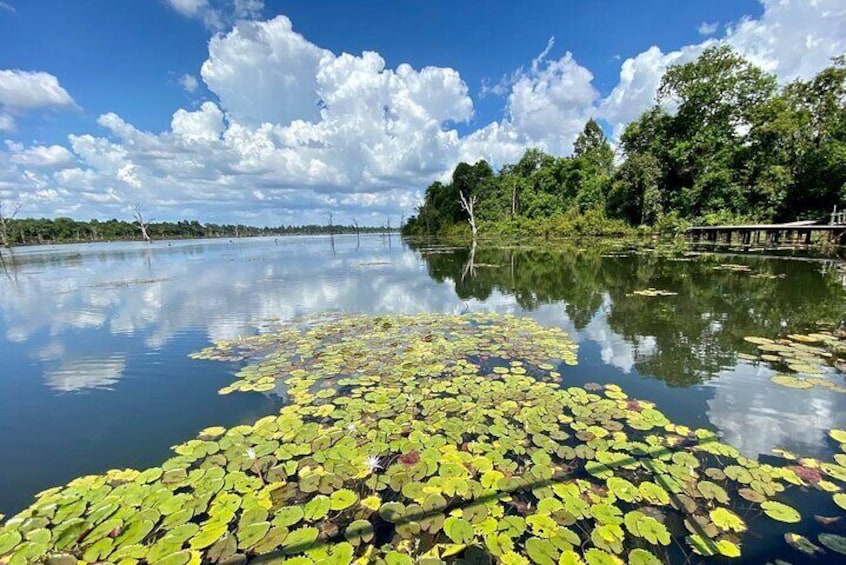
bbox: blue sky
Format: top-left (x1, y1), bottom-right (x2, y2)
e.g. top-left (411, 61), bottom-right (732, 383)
top-left (0, 0), bottom-right (842, 225)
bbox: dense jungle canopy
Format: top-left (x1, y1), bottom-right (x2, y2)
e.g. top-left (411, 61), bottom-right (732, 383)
top-left (403, 46), bottom-right (846, 237)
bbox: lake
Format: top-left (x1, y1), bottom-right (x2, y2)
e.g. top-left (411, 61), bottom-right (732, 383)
top-left (1, 234), bottom-right (846, 563)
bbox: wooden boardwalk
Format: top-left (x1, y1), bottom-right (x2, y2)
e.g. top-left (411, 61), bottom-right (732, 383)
top-left (686, 208), bottom-right (846, 246)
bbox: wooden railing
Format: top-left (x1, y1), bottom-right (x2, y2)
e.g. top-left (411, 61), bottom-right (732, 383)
top-left (831, 207), bottom-right (846, 226)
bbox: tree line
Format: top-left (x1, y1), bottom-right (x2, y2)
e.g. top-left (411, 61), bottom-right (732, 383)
top-left (0, 214), bottom-right (393, 247)
top-left (403, 46), bottom-right (846, 238)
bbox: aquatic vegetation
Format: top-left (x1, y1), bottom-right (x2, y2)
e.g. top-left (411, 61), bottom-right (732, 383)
top-left (712, 264), bottom-right (752, 273)
top-left (3, 314), bottom-right (846, 564)
top-left (743, 328), bottom-right (846, 391)
top-left (627, 289), bottom-right (678, 297)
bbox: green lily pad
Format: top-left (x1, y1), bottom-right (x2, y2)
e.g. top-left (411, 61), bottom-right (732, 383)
top-left (819, 533), bottom-right (846, 555)
top-left (761, 501), bottom-right (801, 523)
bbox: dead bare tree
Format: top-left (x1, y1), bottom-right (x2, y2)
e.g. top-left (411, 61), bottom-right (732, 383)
top-left (0, 201), bottom-right (21, 248)
top-left (328, 212), bottom-right (334, 235)
top-left (132, 203), bottom-right (152, 243)
top-left (458, 190), bottom-right (479, 240)
top-left (462, 239), bottom-right (477, 282)
top-left (352, 217), bottom-right (360, 247)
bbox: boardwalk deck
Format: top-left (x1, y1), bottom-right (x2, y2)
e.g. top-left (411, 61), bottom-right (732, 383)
top-left (686, 216), bottom-right (846, 246)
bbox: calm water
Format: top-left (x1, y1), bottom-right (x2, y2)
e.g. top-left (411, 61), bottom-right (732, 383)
top-left (1, 235), bottom-right (846, 562)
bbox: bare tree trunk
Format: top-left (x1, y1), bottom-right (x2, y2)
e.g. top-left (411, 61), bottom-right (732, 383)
top-left (459, 190), bottom-right (479, 240)
top-left (132, 203), bottom-right (151, 243)
top-left (462, 239), bottom-right (477, 282)
top-left (353, 218), bottom-right (360, 249)
top-left (511, 179), bottom-right (517, 220)
top-left (0, 201), bottom-right (21, 248)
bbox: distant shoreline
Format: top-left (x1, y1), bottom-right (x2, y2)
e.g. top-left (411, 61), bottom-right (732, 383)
top-left (0, 230), bottom-right (400, 252)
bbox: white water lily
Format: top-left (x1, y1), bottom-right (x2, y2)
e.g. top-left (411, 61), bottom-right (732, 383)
top-left (346, 423), bottom-right (356, 433)
top-left (365, 455), bottom-right (383, 473)
top-left (246, 447), bottom-right (256, 460)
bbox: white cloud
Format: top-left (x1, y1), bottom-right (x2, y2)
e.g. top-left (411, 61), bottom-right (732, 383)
top-left (5, 142), bottom-right (75, 169)
top-left (698, 21), bottom-right (719, 36)
top-left (178, 73), bottom-right (199, 93)
top-left (0, 2), bottom-right (15, 13)
top-left (0, 112), bottom-right (14, 132)
top-left (167, 0), bottom-right (207, 16)
top-left (171, 101), bottom-right (225, 141)
top-left (201, 16), bottom-right (329, 125)
top-left (1, 1), bottom-right (845, 224)
top-left (0, 69), bottom-right (75, 110)
top-left (0, 69), bottom-right (76, 132)
top-left (599, 0), bottom-right (846, 140)
top-left (165, 0), bottom-right (263, 30)
top-left (461, 40), bottom-right (599, 167)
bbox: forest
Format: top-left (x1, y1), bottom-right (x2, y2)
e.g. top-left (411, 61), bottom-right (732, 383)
top-left (0, 215), bottom-right (391, 247)
top-left (402, 46), bottom-right (846, 238)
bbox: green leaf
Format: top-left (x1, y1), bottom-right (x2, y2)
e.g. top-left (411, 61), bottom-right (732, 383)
top-left (345, 520), bottom-right (374, 546)
top-left (525, 537), bottom-right (559, 565)
top-left (584, 548), bottom-right (623, 565)
top-left (385, 551), bottom-right (413, 565)
top-left (498, 516), bottom-right (526, 538)
top-left (761, 501), bottom-right (800, 523)
top-left (188, 524), bottom-right (227, 550)
top-left (784, 533), bottom-right (823, 556)
top-left (282, 527), bottom-right (319, 554)
top-left (303, 495), bottom-right (331, 521)
top-left (328, 489), bottom-right (358, 511)
top-left (272, 505), bottom-right (304, 527)
top-left (237, 521), bottom-right (270, 550)
top-left (0, 530), bottom-right (22, 555)
top-left (697, 481), bottom-right (728, 504)
top-left (628, 549), bottom-right (661, 565)
top-left (819, 533), bottom-right (846, 555)
top-left (709, 507), bottom-right (746, 533)
top-left (443, 516), bottom-right (474, 544)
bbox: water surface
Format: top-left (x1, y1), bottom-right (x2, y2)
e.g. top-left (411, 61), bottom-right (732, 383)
top-left (1, 235), bottom-right (845, 562)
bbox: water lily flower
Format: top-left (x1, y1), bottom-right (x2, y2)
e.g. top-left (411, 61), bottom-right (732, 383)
top-left (365, 455), bottom-right (383, 473)
top-left (347, 423), bottom-right (356, 433)
top-left (246, 447), bottom-right (256, 460)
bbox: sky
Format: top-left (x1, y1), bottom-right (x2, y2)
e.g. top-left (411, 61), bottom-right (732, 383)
top-left (0, 0), bottom-right (844, 226)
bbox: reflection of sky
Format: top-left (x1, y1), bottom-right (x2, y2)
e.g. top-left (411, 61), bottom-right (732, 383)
top-left (704, 361), bottom-right (846, 459)
top-left (584, 295), bottom-right (656, 373)
top-left (2, 236), bottom-right (846, 514)
top-left (44, 356), bottom-right (126, 393)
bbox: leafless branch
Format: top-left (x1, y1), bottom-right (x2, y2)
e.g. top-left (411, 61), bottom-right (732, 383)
top-left (459, 190), bottom-right (479, 239)
top-left (132, 203), bottom-right (152, 243)
top-left (0, 201), bottom-right (22, 248)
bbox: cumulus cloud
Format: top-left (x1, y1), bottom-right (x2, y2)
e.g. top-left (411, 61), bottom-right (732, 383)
top-left (165, 0), bottom-right (263, 30)
top-left (599, 0), bottom-right (846, 139)
top-left (0, 69), bottom-right (76, 132)
top-left (5, 142), bottom-right (75, 169)
top-left (462, 39), bottom-right (599, 167)
top-left (0, 69), bottom-right (76, 110)
top-left (2, 1), bottom-right (845, 224)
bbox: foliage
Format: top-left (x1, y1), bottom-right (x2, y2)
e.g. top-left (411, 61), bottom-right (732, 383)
top-left (0, 217), bottom-right (393, 246)
top-left (403, 49), bottom-right (846, 238)
top-left (5, 312), bottom-right (846, 564)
